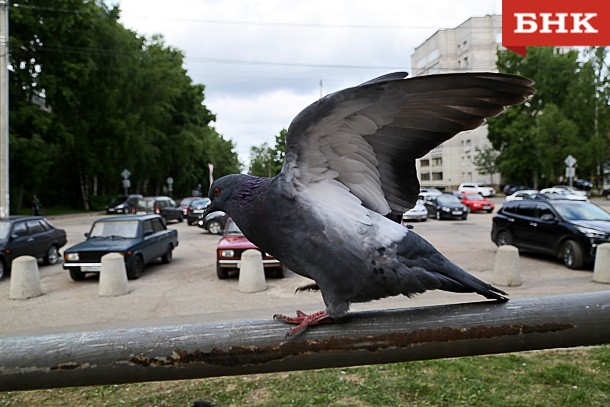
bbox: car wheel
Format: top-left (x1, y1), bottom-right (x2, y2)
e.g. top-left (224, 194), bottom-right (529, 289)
top-left (216, 265), bottom-right (229, 279)
top-left (44, 245), bottom-right (59, 265)
top-left (486, 209), bottom-right (493, 213)
top-left (207, 220), bottom-right (223, 235)
top-left (496, 230), bottom-right (514, 246)
top-left (0, 260), bottom-right (6, 280)
top-left (69, 269), bottom-right (86, 281)
top-left (435, 210), bottom-right (441, 220)
top-left (178, 214), bottom-right (184, 223)
top-left (561, 240), bottom-right (584, 269)
top-left (127, 256), bottom-right (144, 279)
top-left (161, 245), bottom-right (173, 264)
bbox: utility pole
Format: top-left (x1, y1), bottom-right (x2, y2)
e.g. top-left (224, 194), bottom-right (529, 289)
top-left (0, 0), bottom-right (9, 217)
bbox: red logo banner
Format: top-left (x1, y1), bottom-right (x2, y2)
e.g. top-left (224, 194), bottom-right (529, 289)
top-left (502, 0), bottom-right (610, 56)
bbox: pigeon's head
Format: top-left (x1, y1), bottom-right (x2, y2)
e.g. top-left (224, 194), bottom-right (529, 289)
top-left (203, 174), bottom-right (240, 216)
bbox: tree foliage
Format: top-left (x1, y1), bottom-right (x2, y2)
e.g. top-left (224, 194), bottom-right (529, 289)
top-left (248, 129), bottom-right (286, 177)
top-left (8, 0), bottom-right (240, 211)
top-left (487, 47), bottom-right (610, 189)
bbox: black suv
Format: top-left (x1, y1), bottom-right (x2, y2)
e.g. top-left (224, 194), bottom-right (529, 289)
top-left (491, 199), bottom-right (610, 269)
top-left (137, 196), bottom-right (184, 224)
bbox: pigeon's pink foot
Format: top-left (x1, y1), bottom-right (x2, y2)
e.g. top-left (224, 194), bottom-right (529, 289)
top-left (274, 310), bottom-right (333, 336)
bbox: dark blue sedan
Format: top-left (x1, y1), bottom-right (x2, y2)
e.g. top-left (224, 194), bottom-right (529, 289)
top-left (63, 215), bottom-right (179, 280)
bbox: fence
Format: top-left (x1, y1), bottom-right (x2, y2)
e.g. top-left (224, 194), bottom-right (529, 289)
top-left (1, 290), bottom-right (609, 391)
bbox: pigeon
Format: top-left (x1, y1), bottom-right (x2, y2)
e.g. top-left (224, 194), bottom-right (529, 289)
top-left (204, 72), bottom-right (535, 336)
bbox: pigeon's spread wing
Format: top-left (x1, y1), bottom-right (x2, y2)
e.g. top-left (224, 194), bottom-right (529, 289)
top-left (281, 72), bottom-right (535, 216)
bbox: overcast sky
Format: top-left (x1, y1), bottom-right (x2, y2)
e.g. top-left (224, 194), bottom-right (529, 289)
top-left (113, 0), bottom-right (502, 168)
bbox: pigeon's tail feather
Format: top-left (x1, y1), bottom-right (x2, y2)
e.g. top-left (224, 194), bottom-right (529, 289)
top-left (398, 232), bottom-right (508, 302)
top-left (431, 267), bottom-right (508, 301)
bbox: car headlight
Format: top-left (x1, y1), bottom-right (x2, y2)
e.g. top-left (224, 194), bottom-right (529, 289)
top-left (65, 253), bottom-right (79, 261)
top-left (576, 226), bottom-right (607, 239)
top-left (442, 206), bottom-right (450, 212)
top-left (220, 250), bottom-right (234, 257)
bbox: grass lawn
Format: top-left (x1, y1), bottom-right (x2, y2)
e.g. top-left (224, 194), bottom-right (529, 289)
top-left (1, 345), bottom-right (608, 406)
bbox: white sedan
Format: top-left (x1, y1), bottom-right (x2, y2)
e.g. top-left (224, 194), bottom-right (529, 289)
top-left (505, 190), bottom-right (539, 201)
top-left (402, 200), bottom-right (428, 222)
top-left (540, 187), bottom-right (588, 201)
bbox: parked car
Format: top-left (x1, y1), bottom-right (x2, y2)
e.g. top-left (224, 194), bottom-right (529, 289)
top-left (419, 187), bottom-right (443, 198)
top-left (603, 188), bottom-right (610, 200)
top-left (0, 216), bottom-right (67, 279)
top-left (105, 194), bottom-right (142, 215)
top-left (455, 192), bottom-right (494, 213)
top-left (216, 218), bottom-right (283, 279)
top-left (491, 199), bottom-right (610, 269)
top-left (552, 185), bottom-right (589, 197)
top-left (422, 194), bottom-right (468, 220)
top-left (573, 179), bottom-right (593, 191)
top-left (136, 196), bottom-right (184, 224)
top-left (185, 198), bottom-right (211, 225)
top-left (63, 214), bottom-right (179, 280)
top-left (505, 190), bottom-right (539, 201)
top-left (458, 183), bottom-right (496, 197)
top-left (197, 211), bottom-right (228, 234)
top-left (539, 187), bottom-right (588, 201)
top-left (178, 197), bottom-right (201, 216)
top-left (503, 184), bottom-right (532, 196)
top-left (402, 199), bottom-right (428, 222)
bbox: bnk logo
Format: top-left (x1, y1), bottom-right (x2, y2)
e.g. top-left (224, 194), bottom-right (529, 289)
top-left (514, 13), bottom-right (598, 34)
top-left (503, 0), bottom-right (610, 56)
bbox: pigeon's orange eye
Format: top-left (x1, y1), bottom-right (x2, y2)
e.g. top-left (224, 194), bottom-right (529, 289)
top-left (214, 188), bottom-right (221, 197)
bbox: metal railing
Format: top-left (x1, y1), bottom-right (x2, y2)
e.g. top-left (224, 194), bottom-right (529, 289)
top-left (0, 290), bottom-right (609, 391)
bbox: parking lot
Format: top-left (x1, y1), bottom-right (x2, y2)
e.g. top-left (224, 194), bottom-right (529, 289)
top-left (1, 198), bottom-right (609, 337)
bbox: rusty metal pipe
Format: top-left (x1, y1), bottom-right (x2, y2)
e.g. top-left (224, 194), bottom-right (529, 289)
top-left (0, 291), bottom-right (609, 391)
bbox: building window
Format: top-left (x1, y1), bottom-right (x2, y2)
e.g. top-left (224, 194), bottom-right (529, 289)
top-left (421, 173), bottom-right (430, 181)
top-left (420, 159), bottom-right (430, 167)
top-left (432, 172), bottom-right (443, 181)
top-left (433, 157), bottom-right (442, 166)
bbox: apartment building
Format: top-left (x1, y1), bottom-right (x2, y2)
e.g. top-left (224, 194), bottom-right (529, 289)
top-left (411, 15), bottom-right (503, 190)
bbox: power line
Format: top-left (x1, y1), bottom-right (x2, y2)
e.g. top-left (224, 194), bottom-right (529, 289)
top-left (11, 3), bottom-right (501, 32)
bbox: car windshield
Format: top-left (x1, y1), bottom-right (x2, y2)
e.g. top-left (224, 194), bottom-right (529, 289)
top-left (437, 195), bottom-right (461, 205)
top-left (0, 222), bottom-right (11, 240)
top-left (89, 220), bottom-right (139, 238)
top-left (225, 220), bottom-right (243, 236)
top-left (180, 198), bottom-right (195, 206)
top-left (553, 202), bottom-right (610, 221)
top-left (190, 198), bottom-right (211, 208)
top-left (108, 196), bottom-right (127, 206)
top-left (466, 193), bottom-right (485, 200)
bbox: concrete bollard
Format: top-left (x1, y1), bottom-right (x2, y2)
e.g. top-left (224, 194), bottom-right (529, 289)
top-left (492, 245), bottom-right (522, 287)
top-left (99, 253), bottom-right (129, 296)
top-left (9, 256), bottom-right (44, 300)
top-left (238, 249), bottom-right (267, 293)
top-left (593, 243), bottom-right (610, 284)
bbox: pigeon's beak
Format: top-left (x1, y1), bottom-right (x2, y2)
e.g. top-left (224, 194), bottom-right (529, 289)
top-left (202, 200), bottom-right (216, 218)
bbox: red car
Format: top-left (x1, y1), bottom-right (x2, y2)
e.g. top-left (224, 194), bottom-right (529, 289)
top-left (456, 192), bottom-right (495, 213)
top-left (215, 218), bottom-right (284, 279)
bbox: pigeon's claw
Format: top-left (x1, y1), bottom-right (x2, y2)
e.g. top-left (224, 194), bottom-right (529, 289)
top-left (294, 283), bottom-right (320, 293)
top-left (273, 310), bottom-right (333, 337)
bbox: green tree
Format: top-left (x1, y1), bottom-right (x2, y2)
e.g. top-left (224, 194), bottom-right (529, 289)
top-left (248, 129), bottom-right (286, 177)
top-left (488, 46), bottom-right (610, 189)
top-left (472, 146), bottom-right (500, 184)
top-left (8, 0), bottom-right (241, 211)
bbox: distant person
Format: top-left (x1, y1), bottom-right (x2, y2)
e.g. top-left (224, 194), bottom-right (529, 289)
top-left (32, 195), bottom-right (43, 216)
